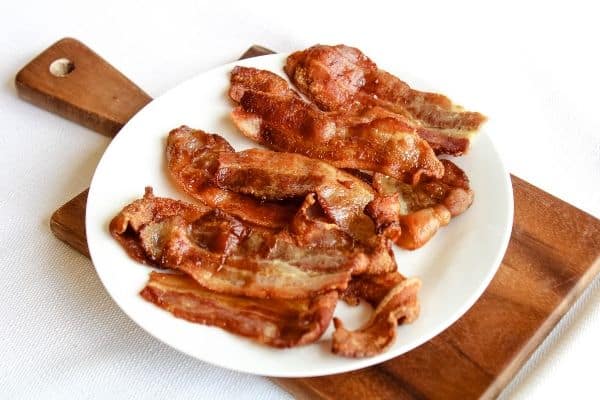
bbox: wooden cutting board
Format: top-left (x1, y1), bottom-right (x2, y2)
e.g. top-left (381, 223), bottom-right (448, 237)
top-left (17, 38), bottom-right (600, 400)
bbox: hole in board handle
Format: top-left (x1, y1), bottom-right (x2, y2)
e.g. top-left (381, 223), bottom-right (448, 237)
top-left (49, 58), bottom-right (75, 77)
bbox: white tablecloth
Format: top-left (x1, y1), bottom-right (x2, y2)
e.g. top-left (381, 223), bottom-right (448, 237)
top-left (1, 1), bottom-right (598, 398)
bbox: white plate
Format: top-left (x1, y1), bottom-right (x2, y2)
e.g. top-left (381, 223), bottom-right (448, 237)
top-left (86, 53), bottom-right (513, 377)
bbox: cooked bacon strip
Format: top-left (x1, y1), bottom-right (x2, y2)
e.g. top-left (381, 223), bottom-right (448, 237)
top-left (229, 67), bottom-right (443, 181)
top-left (341, 271), bottom-right (406, 307)
top-left (332, 104), bottom-right (471, 156)
top-left (110, 188), bottom-right (359, 299)
top-left (230, 90), bottom-right (443, 182)
top-left (332, 277), bottom-right (421, 358)
top-left (167, 126), bottom-right (398, 275)
top-left (229, 66), bottom-right (297, 102)
top-left (109, 186), bottom-right (210, 266)
top-left (288, 193), bottom-right (349, 245)
top-left (415, 126), bottom-right (470, 156)
top-left (366, 159), bottom-right (474, 249)
top-left (167, 125), bottom-right (296, 229)
top-left (216, 148), bottom-right (398, 274)
top-left (215, 148), bottom-right (374, 232)
top-left (285, 44), bottom-right (377, 112)
top-left (284, 44), bottom-right (486, 155)
top-left (141, 272), bottom-right (338, 348)
top-left (364, 70), bottom-right (486, 132)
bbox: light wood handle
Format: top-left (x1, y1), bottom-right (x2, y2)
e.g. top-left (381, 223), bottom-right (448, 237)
top-left (15, 37), bottom-right (152, 137)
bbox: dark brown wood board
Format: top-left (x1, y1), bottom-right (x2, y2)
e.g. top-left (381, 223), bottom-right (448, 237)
top-left (17, 38), bottom-right (600, 400)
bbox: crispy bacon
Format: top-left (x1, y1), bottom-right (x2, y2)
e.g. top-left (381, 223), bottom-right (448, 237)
top-left (110, 188), bottom-right (360, 299)
top-left (284, 44), bottom-right (486, 155)
top-left (230, 89), bottom-right (443, 182)
top-left (141, 272), bottom-right (338, 348)
top-left (167, 126), bottom-right (398, 275)
top-left (215, 148), bottom-right (398, 274)
top-left (332, 104), bottom-right (471, 156)
top-left (229, 66), bottom-right (297, 102)
top-left (415, 126), bottom-right (471, 156)
top-left (285, 44), bottom-right (377, 112)
top-left (109, 186), bottom-right (210, 266)
top-left (366, 159), bottom-right (474, 249)
top-left (167, 125), bottom-right (297, 228)
top-left (364, 70), bottom-right (486, 132)
top-left (109, 44), bottom-right (488, 355)
top-left (229, 66), bottom-right (444, 182)
top-left (215, 148), bottom-right (374, 232)
top-left (332, 277), bottom-right (421, 357)
top-left (341, 271), bottom-right (406, 307)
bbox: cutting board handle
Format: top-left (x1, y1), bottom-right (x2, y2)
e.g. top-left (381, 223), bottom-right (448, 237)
top-left (15, 38), bottom-right (152, 137)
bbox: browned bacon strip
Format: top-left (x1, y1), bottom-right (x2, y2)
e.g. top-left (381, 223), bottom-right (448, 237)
top-left (110, 188), bottom-right (359, 299)
top-left (364, 70), bottom-right (486, 132)
top-left (141, 272), bottom-right (338, 348)
top-left (341, 271), bottom-right (406, 307)
top-left (229, 66), bottom-right (297, 102)
top-left (167, 125), bottom-right (296, 229)
top-left (332, 104), bottom-right (471, 156)
top-left (285, 44), bottom-right (376, 111)
top-left (231, 90), bottom-right (443, 182)
top-left (366, 159), bottom-right (474, 249)
top-left (109, 186), bottom-right (211, 266)
top-left (332, 277), bottom-right (421, 357)
top-left (166, 126), bottom-right (398, 275)
top-left (215, 148), bottom-right (375, 233)
top-left (229, 66), bottom-right (444, 182)
top-left (215, 147), bottom-right (398, 274)
top-left (284, 45), bottom-right (486, 155)
top-left (415, 127), bottom-right (470, 156)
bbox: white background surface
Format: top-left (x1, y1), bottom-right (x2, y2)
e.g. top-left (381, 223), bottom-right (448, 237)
top-left (0, 1), bottom-right (598, 399)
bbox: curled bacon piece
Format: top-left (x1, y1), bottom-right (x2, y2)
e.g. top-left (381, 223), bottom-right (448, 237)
top-left (229, 67), bottom-right (444, 182)
top-left (109, 186), bottom-right (210, 265)
top-left (341, 271), bottom-right (406, 307)
top-left (332, 277), bottom-right (421, 358)
top-left (141, 272), bottom-right (338, 348)
top-left (167, 125), bottom-right (296, 229)
top-left (366, 159), bottom-right (474, 249)
top-left (285, 44), bottom-right (486, 155)
top-left (110, 188), bottom-right (360, 299)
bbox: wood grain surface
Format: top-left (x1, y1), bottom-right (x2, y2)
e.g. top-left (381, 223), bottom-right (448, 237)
top-left (16, 37), bottom-right (152, 137)
top-left (17, 39), bottom-right (600, 400)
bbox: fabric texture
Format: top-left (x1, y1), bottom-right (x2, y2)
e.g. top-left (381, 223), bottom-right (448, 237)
top-left (0, 1), bottom-right (598, 399)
